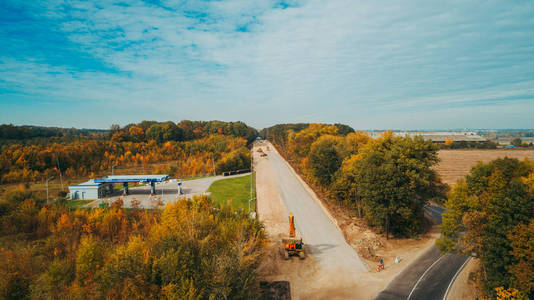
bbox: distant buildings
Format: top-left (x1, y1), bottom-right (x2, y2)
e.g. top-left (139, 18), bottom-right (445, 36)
top-left (393, 131), bottom-right (487, 143)
top-left (367, 131), bottom-right (487, 143)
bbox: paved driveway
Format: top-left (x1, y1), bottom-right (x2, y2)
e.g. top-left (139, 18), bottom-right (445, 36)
top-left (89, 173), bottom-right (250, 209)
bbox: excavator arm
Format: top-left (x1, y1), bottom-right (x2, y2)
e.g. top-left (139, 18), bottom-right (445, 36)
top-left (289, 213), bottom-right (295, 238)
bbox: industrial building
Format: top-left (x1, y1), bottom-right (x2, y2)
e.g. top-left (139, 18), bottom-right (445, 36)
top-left (69, 174), bottom-right (169, 200)
top-left (394, 131), bottom-right (487, 143)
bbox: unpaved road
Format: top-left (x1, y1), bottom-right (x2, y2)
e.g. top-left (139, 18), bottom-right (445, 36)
top-left (261, 142), bottom-right (367, 277)
top-left (255, 142), bottom-right (440, 299)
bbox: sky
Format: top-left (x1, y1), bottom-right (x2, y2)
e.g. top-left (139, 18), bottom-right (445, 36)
top-left (1, 0), bottom-right (533, 130)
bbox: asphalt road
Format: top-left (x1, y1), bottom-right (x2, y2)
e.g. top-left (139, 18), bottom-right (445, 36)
top-left (375, 205), bottom-right (469, 300)
top-left (266, 145), bottom-right (368, 277)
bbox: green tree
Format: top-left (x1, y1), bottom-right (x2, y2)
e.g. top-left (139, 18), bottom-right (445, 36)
top-left (161, 122), bottom-right (183, 141)
top-left (508, 220), bottom-right (534, 298)
top-left (352, 134), bottom-right (443, 238)
top-left (435, 180), bottom-right (477, 252)
top-left (32, 259), bottom-right (75, 298)
top-left (308, 135), bottom-right (342, 185)
top-left (437, 158), bottom-right (534, 296)
top-left (146, 124), bottom-right (164, 143)
top-left (511, 138), bottom-right (522, 147)
top-left (331, 155), bottom-right (362, 215)
top-left (76, 236), bottom-right (104, 283)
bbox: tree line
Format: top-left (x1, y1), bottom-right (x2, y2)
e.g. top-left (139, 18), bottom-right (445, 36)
top-left (0, 121), bottom-right (256, 184)
top-left (109, 120), bottom-right (257, 145)
top-left (0, 124), bottom-right (107, 146)
top-left (439, 140), bottom-right (498, 149)
top-left (261, 123), bottom-right (445, 238)
top-left (0, 186), bottom-right (265, 299)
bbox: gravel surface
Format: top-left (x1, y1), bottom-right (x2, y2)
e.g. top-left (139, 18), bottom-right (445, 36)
top-left (265, 143), bottom-right (368, 277)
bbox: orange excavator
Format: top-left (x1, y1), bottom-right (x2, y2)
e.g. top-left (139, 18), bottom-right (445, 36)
top-left (281, 213), bottom-right (306, 260)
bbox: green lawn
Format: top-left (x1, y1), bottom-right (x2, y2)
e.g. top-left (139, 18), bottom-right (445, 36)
top-left (207, 174), bottom-right (255, 211)
top-left (66, 199), bottom-right (94, 209)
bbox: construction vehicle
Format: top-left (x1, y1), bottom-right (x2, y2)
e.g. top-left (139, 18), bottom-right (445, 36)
top-left (280, 213), bottom-right (306, 260)
top-left (257, 148), bottom-right (267, 157)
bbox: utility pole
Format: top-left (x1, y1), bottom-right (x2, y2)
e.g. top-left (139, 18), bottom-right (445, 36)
top-left (249, 152), bottom-right (253, 213)
top-left (211, 157), bottom-right (216, 176)
top-left (56, 155), bottom-right (64, 191)
top-left (386, 205), bottom-right (390, 240)
top-left (46, 176), bottom-right (55, 204)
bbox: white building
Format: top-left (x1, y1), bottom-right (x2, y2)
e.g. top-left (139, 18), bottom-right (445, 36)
top-left (68, 175), bottom-right (169, 200)
top-left (68, 180), bottom-right (113, 200)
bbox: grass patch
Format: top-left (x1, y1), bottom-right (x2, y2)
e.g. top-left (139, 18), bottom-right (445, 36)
top-left (207, 174), bottom-right (255, 211)
top-left (66, 199), bottom-right (93, 209)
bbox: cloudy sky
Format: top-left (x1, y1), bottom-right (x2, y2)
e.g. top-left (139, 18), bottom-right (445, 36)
top-left (1, 0), bottom-right (533, 130)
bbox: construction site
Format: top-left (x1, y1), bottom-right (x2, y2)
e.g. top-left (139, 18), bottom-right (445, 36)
top-left (253, 141), bottom-right (439, 299)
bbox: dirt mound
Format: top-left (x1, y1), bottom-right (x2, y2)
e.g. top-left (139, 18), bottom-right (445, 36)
top-left (340, 222), bottom-right (384, 261)
top-left (353, 233), bottom-right (385, 261)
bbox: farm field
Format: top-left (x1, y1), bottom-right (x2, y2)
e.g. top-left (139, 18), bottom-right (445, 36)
top-left (436, 149), bottom-right (534, 185)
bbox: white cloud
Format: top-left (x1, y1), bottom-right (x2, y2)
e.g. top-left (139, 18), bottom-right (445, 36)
top-left (1, 0), bottom-right (534, 129)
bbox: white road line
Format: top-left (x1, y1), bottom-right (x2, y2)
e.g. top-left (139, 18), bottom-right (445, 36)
top-left (407, 254), bottom-right (447, 300)
top-left (442, 257), bottom-right (471, 300)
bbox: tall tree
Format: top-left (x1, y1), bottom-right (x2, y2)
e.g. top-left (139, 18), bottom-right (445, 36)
top-left (308, 135), bottom-right (342, 185)
top-left (352, 134), bottom-right (443, 238)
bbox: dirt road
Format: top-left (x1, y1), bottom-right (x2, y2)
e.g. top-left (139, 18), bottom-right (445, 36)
top-left (255, 141), bottom-right (368, 299)
top-left (266, 144), bottom-right (368, 275)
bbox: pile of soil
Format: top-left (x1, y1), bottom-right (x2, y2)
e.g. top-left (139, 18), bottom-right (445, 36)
top-left (352, 232), bottom-right (385, 262)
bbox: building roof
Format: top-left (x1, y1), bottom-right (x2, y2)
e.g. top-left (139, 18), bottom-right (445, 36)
top-left (394, 132), bottom-right (487, 142)
top-left (93, 174), bottom-right (169, 183)
top-left (68, 179), bottom-right (101, 187)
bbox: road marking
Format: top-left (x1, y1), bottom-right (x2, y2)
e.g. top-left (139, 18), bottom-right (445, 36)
top-left (442, 257), bottom-right (471, 300)
top-left (407, 253), bottom-right (447, 300)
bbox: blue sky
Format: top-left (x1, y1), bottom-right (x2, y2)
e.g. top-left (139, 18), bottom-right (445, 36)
top-left (1, 0), bottom-right (533, 130)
